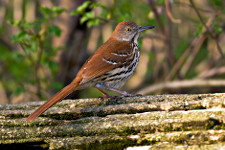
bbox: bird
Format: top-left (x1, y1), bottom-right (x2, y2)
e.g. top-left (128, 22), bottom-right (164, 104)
top-left (26, 21), bottom-right (154, 121)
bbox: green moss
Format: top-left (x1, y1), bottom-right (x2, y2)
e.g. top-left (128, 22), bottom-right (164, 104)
top-left (204, 119), bottom-right (220, 130)
top-left (118, 127), bottom-right (140, 136)
top-left (0, 142), bottom-right (48, 150)
top-left (221, 103), bottom-right (225, 108)
top-left (48, 136), bottom-right (137, 150)
top-left (0, 137), bottom-right (45, 144)
top-left (192, 105), bottom-right (206, 109)
top-left (80, 138), bottom-right (136, 150)
top-left (2, 94), bottom-right (225, 149)
top-left (7, 113), bottom-right (27, 119)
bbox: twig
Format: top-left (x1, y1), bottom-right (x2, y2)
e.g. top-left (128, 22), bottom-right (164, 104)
top-left (197, 67), bottom-right (225, 79)
top-left (148, 0), bottom-right (167, 78)
top-left (189, 0), bottom-right (224, 59)
top-left (0, 37), bottom-right (15, 50)
top-left (180, 35), bottom-right (206, 77)
top-left (19, 44), bottom-right (35, 66)
top-left (180, 33), bottom-right (206, 77)
top-left (180, 18), bottom-right (213, 77)
top-left (165, 34), bottom-right (205, 81)
top-left (34, 14), bottom-right (56, 98)
top-left (165, 0), bottom-right (181, 24)
top-left (174, 2), bottom-right (214, 14)
top-left (166, 18), bottom-right (213, 81)
top-left (138, 79), bottom-right (225, 94)
top-left (19, 34), bottom-right (42, 98)
top-left (148, 0), bottom-right (165, 35)
top-left (148, 0), bottom-right (176, 75)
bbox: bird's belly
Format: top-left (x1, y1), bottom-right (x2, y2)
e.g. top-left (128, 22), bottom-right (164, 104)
top-left (97, 49), bottom-right (140, 89)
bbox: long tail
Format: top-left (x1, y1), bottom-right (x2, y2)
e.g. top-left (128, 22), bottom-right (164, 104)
top-left (26, 82), bottom-right (79, 122)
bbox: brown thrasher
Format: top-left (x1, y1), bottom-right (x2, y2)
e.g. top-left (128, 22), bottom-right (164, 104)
top-left (26, 21), bottom-right (154, 121)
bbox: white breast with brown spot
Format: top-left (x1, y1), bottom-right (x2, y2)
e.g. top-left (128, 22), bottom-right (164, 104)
top-left (95, 41), bottom-right (140, 89)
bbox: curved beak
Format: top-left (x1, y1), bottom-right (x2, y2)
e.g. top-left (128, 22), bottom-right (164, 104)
top-left (138, 25), bottom-right (154, 32)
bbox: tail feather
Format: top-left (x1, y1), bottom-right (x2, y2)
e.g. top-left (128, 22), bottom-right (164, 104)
top-left (26, 83), bottom-right (78, 122)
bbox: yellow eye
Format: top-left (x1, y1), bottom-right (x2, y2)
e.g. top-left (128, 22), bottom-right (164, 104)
top-left (126, 28), bottom-right (132, 32)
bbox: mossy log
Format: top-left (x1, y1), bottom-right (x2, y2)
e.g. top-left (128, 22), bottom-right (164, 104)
top-left (0, 93), bottom-right (225, 149)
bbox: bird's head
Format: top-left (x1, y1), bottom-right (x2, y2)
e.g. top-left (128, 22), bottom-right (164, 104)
top-left (112, 21), bottom-right (154, 42)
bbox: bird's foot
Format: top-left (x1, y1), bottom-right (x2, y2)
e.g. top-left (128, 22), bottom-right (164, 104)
top-left (121, 93), bottom-right (142, 97)
top-left (98, 95), bottom-right (123, 100)
top-left (98, 93), bottom-right (142, 99)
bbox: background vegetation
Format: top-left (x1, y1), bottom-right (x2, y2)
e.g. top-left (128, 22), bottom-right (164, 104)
top-left (0, 0), bottom-right (224, 104)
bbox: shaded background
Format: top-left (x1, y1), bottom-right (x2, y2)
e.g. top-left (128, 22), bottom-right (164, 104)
top-left (0, 0), bottom-right (224, 104)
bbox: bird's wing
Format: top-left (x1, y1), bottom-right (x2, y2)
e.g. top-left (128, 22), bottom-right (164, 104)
top-left (79, 38), bottom-right (133, 84)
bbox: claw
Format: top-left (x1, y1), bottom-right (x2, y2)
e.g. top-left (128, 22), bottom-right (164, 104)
top-left (98, 95), bottom-right (112, 99)
top-left (96, 87), bottom-right (142, 99)
top-left (121, 93), bottom-right (142, 97)
top-left (134, 93), bottom-right (142, 97)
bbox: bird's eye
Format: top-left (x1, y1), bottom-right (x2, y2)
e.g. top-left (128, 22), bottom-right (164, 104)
top-left (126, 28), bottom-right (132, 32)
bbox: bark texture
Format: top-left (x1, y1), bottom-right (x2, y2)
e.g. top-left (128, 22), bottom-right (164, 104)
top-left (0, 93), bottom-right (225, 149)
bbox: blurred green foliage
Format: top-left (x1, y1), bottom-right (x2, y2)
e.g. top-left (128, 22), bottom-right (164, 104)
top-left (2, 7), bottom-right (65, 98)
top-left (71, 0), bottom-right (153, 27)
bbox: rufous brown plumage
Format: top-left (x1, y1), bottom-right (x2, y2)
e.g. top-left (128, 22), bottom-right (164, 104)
top-left (26, 21), bottom-right (154, 121)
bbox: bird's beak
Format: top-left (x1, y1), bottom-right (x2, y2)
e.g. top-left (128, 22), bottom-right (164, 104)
top-left (138, 25), bottom-right (154, 32)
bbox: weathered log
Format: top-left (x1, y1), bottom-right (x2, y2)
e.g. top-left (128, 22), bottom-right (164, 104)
top-left (0, 93), bottom-right (225, 149)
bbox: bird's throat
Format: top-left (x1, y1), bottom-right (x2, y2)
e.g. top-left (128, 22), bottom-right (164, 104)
top-left (133, 33), bottom-right (139, 46)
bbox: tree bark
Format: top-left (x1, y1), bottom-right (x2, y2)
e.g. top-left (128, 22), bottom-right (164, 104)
top-left (0, 93), bottom-right (225, 149)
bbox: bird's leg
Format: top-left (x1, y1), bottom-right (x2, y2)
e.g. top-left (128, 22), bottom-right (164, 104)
top-left (104, 86), bottom-right (142, 97)
top-left (96, 88), bottom-right (113, 98)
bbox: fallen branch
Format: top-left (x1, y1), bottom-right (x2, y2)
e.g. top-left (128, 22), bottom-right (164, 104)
top-left (1, 94), bottom-right (225, 149)
top-left (189, 0), bottom-right (224, 59)
top-left (197, 67), bottom-right (225, 79)
top-left (138, 79), bottom-right (225, 94)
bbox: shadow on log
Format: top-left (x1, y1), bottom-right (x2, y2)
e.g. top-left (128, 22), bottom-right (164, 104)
top-left (0, 93), bottom-right (225, 149)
